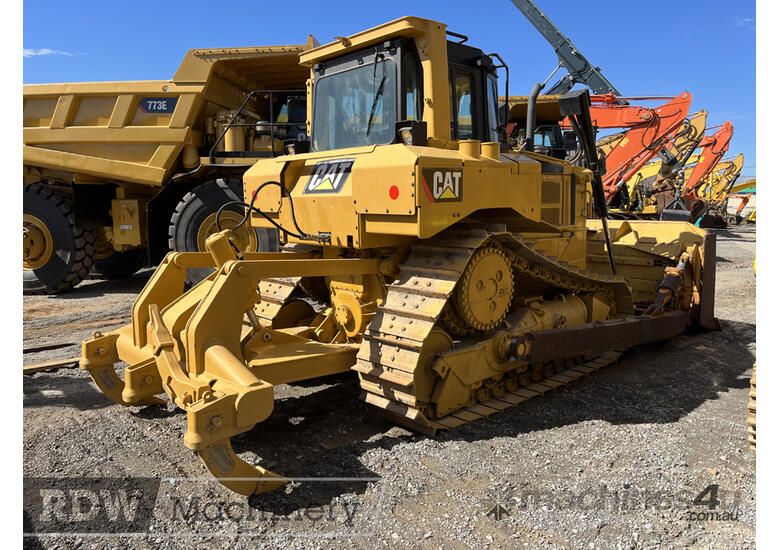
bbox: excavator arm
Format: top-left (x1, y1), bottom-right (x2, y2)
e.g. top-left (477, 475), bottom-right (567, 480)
top-left (619, 110), bottom-right (707, 213)
top-left (683, 121), bottom-right (734, 195)
top-left (703, 154), bottom-right (744, 201)
top-left (730, 176), bottom-right (755, 195)
top-left (587, 92), bottom-right (693, 205)
top-left (697, 156), bottom-right (739, 199)
top-left (509, 0), bottom-right (622, 96)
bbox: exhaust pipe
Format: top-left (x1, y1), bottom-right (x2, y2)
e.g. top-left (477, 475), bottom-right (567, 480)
top-left (524, 82), bottom-right (543, 151)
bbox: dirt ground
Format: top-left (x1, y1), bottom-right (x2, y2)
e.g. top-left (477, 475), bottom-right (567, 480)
top-left (22, 224), bottom-right (756, 549)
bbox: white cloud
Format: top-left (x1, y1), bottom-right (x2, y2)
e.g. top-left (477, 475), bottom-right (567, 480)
top-left (733, 16), bottom-right (754, 28)
top-left (23, 48), bottom-right (74, 58)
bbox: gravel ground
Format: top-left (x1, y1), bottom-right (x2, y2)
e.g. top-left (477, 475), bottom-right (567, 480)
top-left (23, 224), bottom-right (756, 549)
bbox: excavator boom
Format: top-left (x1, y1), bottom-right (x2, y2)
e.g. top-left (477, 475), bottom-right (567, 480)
top-left (509, 0), bottom-right (621, 96)
top-left (684, 122), bottom-right (735, 195)
top-left (702, 154), bottom-right (744, 201)
top-left (588, 93), bottom-right (693, 205)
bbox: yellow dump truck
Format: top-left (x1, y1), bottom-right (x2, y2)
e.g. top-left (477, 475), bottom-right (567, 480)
top-left (23, 38), bottom-right (317, 293)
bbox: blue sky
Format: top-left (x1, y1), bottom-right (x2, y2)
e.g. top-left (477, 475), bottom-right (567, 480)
top-left (23, 0), bottom-right (756, 180)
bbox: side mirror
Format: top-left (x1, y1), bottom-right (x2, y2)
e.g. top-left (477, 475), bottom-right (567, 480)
top-left (284, 139), bottom-right (310, 155)
top-left (558, 89), bottom-right (590, 117)
top-left (394, 120), bottom-right (427, 146)
top-left (286, 96), bottom-right (307, 123)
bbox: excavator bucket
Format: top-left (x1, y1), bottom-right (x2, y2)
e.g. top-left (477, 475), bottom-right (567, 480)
top-left (697, 212), bottom-right (728, 229)
top-left (660, 199), bottom-right (692, 222)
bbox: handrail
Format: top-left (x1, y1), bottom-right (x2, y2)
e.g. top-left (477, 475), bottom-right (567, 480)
top-left (208, 89), bottom-right (305, 162)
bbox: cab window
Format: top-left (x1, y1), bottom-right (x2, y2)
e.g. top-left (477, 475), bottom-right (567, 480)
top-left (402, 51), bottom-right (423, 121)
top-left (486, 78), bottom-right (500, 142)
top-left (451, 70), bottom-right (473, 139)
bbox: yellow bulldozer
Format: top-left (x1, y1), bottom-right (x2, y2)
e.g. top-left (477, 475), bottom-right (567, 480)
top-left (81, 16), bottom-right (718, 496)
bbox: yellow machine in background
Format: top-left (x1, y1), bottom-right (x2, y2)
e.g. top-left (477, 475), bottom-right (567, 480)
top-left (700, 154), bottom-right (744, 201)
top-left (693, 155), bottom-right (748, 224)
top-left (81, 16), bottom-right (718, 496)
top-left (729, 176), bottom-right (755, 225)
top-left (23, 38), bottom-right (318, 293)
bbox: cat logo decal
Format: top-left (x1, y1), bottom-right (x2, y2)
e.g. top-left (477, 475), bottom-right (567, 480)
top-left (304, 159), bottom-right (355, 194)
top-left (421, 168), bottom-right (463, 202)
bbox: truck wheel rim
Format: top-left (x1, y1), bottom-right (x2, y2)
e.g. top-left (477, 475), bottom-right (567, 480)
top-left (23, 214), bottom-right (54, 270)
top-left (196, 211), bottom-right (258, 254)
top-left (94, 227), bottom-right (115, 260)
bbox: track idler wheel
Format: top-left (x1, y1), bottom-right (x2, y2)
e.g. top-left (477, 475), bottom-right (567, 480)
top-left (453, 246), bottom-right (514, 331)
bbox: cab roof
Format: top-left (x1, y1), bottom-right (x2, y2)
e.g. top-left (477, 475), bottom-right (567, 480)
top-left (299, 16), bottom-right (445, 67)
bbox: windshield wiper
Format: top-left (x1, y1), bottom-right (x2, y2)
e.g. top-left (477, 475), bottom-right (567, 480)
top-left (366, 75), bottom-right (386, 137)
top-left (366, 50), bottom-right (385, 137)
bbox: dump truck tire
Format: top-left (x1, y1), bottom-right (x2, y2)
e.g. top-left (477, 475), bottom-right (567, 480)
top-left (92, 249), bottom-right (147, 280)
top-left (168, 179), bottom-right (279, 284)
top-left (23, 185), bottom-right (96, 294)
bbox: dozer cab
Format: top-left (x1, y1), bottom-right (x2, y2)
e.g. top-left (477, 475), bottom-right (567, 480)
top-left (81, 16), bottom-right (718, 496)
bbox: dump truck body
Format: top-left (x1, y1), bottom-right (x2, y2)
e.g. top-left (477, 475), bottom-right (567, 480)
top-left (23, 41), bottom-right (314, 293)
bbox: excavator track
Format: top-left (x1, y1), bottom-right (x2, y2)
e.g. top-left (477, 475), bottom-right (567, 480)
top-left (353, 224), bottom-right (632, 434)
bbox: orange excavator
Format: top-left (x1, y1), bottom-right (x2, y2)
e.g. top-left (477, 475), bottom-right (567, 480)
top-left (732, 182), bottom-right (756, 224)
top-left (585, 93), bottom-right (694, 209)
top-left (614, 110), bottom-right (707, 217)
top-left (509, 0), bottom-right (734, 224)
top-left (656, 121), bottom-right (734, 224)
top-left (505, 93), bottom-right (698, 218)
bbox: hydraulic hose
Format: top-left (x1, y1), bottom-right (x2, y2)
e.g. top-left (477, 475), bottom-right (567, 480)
top-left (215, 180), bottom-right (316, 242)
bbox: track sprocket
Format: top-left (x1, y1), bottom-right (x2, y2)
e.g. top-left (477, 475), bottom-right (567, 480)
top-left (453, 245), bottom-right (514, 331)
